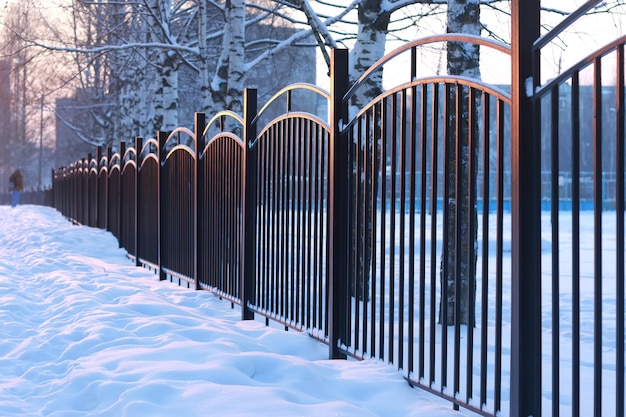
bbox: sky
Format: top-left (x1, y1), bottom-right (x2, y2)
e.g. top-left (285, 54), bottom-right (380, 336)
top-left (0, 204), bottom-right (466, 417)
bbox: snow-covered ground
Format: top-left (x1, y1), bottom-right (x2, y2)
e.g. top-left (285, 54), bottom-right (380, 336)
top-left (0, 205), bottom-right (464, 417)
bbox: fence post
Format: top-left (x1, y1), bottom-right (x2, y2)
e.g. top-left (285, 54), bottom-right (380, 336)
top-left (158, 131), bottom-right (167, 281)
top-left (194, 113), bottom-right (206, 291)
top-left (328, 48), bottom-right (349, 360)
top-left (242, 88), bottom-right (258, 321)
top-left (95, 146), bottom-right (102, 227)
top-left (510, 2), bottom-right (542, 416)
top-left (118, 141), bottom-right (126, 248)
top-left (105, 146), bottom-right (112, 231)
top-left (49, 168), bottom-right (55, 208)
top-left (85, 154), bottom-right (91, 226)
top-left (134, 137), bottom-right (143, 267)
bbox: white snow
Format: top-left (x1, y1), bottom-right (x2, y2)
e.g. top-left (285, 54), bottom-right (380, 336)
top-left (0, 205), bottom-right (464, 417)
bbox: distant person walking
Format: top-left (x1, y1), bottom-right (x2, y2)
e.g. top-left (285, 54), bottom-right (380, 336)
top-left (9, 169), bottom-right (23, 207)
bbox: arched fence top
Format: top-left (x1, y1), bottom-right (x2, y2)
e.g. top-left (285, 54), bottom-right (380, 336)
top-left (343, 74), bottom-right (512, 131)
top-left (162, 127), bottom-right (196, 156)
top-left (252, 83), bottom-right (330, 126)
top-left (123, 147), bottom-right (137, 165)
top-left (535, 34), bottom-right (626, 99)
top-left (344, 33), bottom-right (512, 105)
top-left (256, 111), bottom-right (330, 145)
top-left (109, 152), bottom-right (122, 169)
top-left (98, 154), bottom-right (109, 173)
top-left (140, 153), bottom-right (159, 167)
top-left (203, 110), bottom-right (244, 137)
top-left (139, 138), bottom-right (159, 159)
top-left (88, 157), bottom-right (98, 174)
top-left (204, 132), bottom-right (244, 152)
top-left (164, 143), bottom-right (196, 162)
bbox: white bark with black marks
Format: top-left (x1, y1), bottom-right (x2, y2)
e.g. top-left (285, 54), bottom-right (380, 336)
top-left (439, 0), bottom-right (481, 327)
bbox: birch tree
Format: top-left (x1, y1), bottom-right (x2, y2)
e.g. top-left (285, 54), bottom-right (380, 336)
top-left (440, 0), bottom-right (481, 326)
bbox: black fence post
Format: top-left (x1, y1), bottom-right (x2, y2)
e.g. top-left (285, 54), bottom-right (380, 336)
top-left (194, 113), bottom-right (206, 291)
top-left (119, 141), bottom-right (126, 249)
top-left (510, 2), bottom-right (542, 416)
top-left (158, 131), bottom-right (167, 281)
top-left (134, 137), bottom-right (143, 267)
top-left (49, 168), bottom-right (55, 208)
top-left (328, 48), bottom-right (349, 360)
top-left (105, 145), bottom-right (112, 230)
top-left (95, 146), bottom-right (102, 228)
top-left (242, 88), bottom-right (258, 321)
top-left (85, 153), bottom-right (92, 226)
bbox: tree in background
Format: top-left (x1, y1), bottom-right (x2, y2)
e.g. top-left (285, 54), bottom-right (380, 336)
top-left (0, 1), bottom-right (60, 188)
top-left (439, 0), bottom-right (481, 326)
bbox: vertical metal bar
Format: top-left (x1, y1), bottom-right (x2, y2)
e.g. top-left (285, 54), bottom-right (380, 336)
top-left (242, 90), bottom-right (257, 320)
top-left (466, 87), bottom-right (477, 403)
top-left (280, 120), bottom-right (287, 318)
top-left (363, 108), bottom-right (371, 353)
top-left (329, 49), bottom-right (349, 359)
top-left (283, 119), bottom-right (289, 321)
top-left (418, 84), bottom-right (428, 382)
top-left (96, 146), bottom-right (102, 228)
top-left (408, 84), bottom-right (417, 377)
top-left (511, 2), bottom-right (542, 416)
top-left (551, 84), bottom-right (561, 417)
top-left (389, 91), bottom-right (398, 364)
top-left (399, 88), bottom-right (407, 371)
top-left (495, 98), bottom-right (505, 413)
top-left (300, 124), bottom-right (312, 328)
top-left (195, 113), bottom-right (206, 291)
top-left (379, 97), bottom-right (388, 358)
top-left (320, 125), bottom-right (328, 333)
top-left (307, 123), bottom-right (313, 324)
top-left (119, 142), bottom-right (126, 249)
top-left (371, 102), bottom-right (380, 358)
top-left (295, 120), bottom-right (306, 327)
top-left (214, 142), bottom-right (220, 288)
top-left (593, 56), bottom-right (603, 417)
top-left (105, 146), bottom-right (112, 231)
top-left (235, 139), bottom-right (242, 295)
top-left (571, 71), bottom-right (581, 417)
top-left (429, 83), bottom-right (439, 386)
top-left (257, 134), bottom-right (263, 307)
top-left (263, 133), bottom-right (271, 310)
top-left (134, 137), bottom-right (142, 267)
top-left (271, 125), bottom-right (278, 313)
top-left (354, 114), bottom-right (363, 351)
top-left (287, 118), bottom-right (294, 322)
top-left (158, 131), bottom-right (167, 281)
top-left (296, 120), bottom-right (303, 326)
top-left (454, 83), bottom-right (463, 404)
top-left (480, 92), bottom-right (490, 409)
top-left (615, 44), bottom-right (625, 417)
top-left (441, 83), bottom-right (451, 391)
top-left (211, 142), bottom-right (217, 287)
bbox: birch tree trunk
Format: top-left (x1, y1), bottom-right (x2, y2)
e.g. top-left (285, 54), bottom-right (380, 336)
top-left (153, 0), bottom-right (178, 131)
top-left (349, 0), bottom-right (390, 301)
top-left (197, 0), bottom-right (210, 115)
top-left (225, 0), bottom-right (245, 116)
top-left (439, 0), bottom-right (480, 326)
top-left (207, 0), bottom-right (246, 132)
top-left (349, 0), bottom-right (389, 110)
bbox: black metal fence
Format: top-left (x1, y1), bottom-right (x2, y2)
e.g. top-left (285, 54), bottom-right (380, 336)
top-left (534, 18), bottom-right (625, 417)
top-left (0, 186), bottom-right (54, 207)
top-left (42, 5), bottom-right (626, 417)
